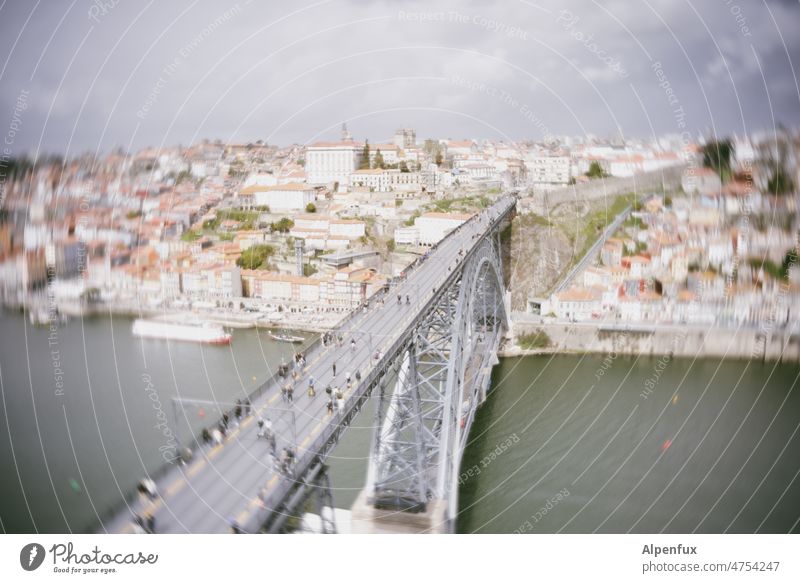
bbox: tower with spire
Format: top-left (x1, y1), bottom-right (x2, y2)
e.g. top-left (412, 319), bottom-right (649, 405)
top-left (341, 122), bottom-right (352, 142)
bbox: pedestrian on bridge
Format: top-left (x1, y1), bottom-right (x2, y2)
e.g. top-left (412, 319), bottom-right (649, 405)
top-left (145, 512), bottom-right (155, 534)
top-left (332, 362), bottom-right (337, 377)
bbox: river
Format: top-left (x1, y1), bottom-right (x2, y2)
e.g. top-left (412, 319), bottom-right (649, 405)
top-left (1, 311), bottom-right (798, 533)
top-left (457, 353), bottom-right (800, 533)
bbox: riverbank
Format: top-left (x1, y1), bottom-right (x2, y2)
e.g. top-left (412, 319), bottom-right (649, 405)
top-left (5, 297), bottom-right (343, 333)
top-left (505, 316), bottom-right (800, 362)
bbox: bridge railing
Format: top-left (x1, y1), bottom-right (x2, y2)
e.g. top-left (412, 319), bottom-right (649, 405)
top-left (100, 194), bottom-right (517, 533)
top-left (250, 195), bottom-right (518, 529)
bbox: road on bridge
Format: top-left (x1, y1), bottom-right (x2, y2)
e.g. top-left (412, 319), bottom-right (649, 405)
top-left (101, 196), bottom-right (515, 533)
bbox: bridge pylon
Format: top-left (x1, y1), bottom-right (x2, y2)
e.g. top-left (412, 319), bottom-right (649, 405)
top-left (352, 229), bottom-right (509, 533)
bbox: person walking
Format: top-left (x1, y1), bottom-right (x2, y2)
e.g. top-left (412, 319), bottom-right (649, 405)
top-left (332, 362), bottom-right (337, 377)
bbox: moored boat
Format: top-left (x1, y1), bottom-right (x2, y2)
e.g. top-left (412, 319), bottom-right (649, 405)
top-left (268, 330), bottom-right (304, 344)
top-left (132, 319), bottom-right (232, 344)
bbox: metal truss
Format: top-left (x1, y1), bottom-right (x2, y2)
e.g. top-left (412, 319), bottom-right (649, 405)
top-left (365, 234), bottom-right (509, 523)
top-left (265, 462), bottom-right (337, 534)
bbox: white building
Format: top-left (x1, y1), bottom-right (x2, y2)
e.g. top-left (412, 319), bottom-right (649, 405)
top-left (394, 227), bottom-right (421, 246)
top-left (305, 141), bottom-right (363, 186)
top-left (238, 183), bottom-right (316, 211)
top-left (350, 169), bottom-right (421, 193)
top-left (550, 287), bottom-right (601, 321)
top-left (290, 216), bottom-right (366, 251)
top-left (368, 144), bottom-right (401, 166)
top-left (526, 156), bottom-right (571, 188)
top-left (400, 212), bottom-right (473, 246)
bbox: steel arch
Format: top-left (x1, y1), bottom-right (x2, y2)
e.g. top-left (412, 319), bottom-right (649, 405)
top-left (365, 233), bottom-right (508, 526)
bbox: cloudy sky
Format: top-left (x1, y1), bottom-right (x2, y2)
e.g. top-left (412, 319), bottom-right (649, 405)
top-left (1, 0), bottom-right (798, 156)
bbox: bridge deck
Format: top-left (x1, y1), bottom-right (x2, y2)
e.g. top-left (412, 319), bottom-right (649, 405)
top-left (101, 196), bottom-right (514, 533)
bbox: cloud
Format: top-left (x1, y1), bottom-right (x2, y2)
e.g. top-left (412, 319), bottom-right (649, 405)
top-left (0, 0), bottom-right (797, 156)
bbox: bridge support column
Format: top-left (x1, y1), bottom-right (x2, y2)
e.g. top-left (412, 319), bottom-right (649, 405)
top-left (349, 489), bottom-right (450, 534)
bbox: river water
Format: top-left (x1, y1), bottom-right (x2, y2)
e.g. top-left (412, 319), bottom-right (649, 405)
top-left (457, 353), bottom-right (800, 533)
top-left (1, 311), bottom-right (798, 533)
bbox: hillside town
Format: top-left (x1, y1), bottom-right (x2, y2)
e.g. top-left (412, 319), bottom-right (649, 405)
top-left (1, 126), bottom-right (798, 335)
top-left (533, 137), bottom-right (800, 331)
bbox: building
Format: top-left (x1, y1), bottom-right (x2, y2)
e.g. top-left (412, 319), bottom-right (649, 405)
top-left (289, 215), bottom-right (366, 251)
top-left (396, 212), bottom-right (473, 247)
top-left (368, 144), bottom-right (401, 167)
top-left (350, 168), bottom-right (421, 193)
top-left (242, 266), bottom-right (385, 310)
top-left (681, 167), bottom-right (722, 195)
top-left (305, 141), bottom-right (363, 186)
top-left (238, 183), bottom-right (316, 211)
top-left (350, 169), bottom-right (390, 192)
top-left (182, 264), bottom-right (242, 298)
top-left (394, 128), bottom-right (416, 149)
top-left (526, 156), bottom-right (571, 188)
top-left (394, 226), bottom-right (421, 246)
top-left (550, 287), bottom-right (601, 321)
top-left (600, 239), bottom-right (624, 267)
top-left (242, 271), bottom-right (321, 303)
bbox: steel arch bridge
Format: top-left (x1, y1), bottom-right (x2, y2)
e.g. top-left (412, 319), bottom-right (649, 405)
top-left (100, 196), bottom-right (515, 535)
top-left (355, 232), bottom-right (509, 533)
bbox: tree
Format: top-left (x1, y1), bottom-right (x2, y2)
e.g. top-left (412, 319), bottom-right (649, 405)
top-left (181, 230), bottom-right (201, 242)
top-left (586, 161), bottom-right (608, 179)
top-left (700, 140), bottom-right (733, 180)
top-left (236, 244), bottom-right (275, 270)
top-left (399, 160), bottom-right (410, 173)
top-left (781, 248), bottom-right (798, 280)
top-left (270, 217), bottom-right (294, 233)
top-left (767, 166), bottom-right (795, 195)
top-left (386, 239), bottom-right (396, 253)
top-left (359, 141), bottom-right (371, 170)
top-left (305, 202), bottom-right (316, 213)
top-left (175, 170), bottom-right (192, 184)
top-left (373, 149), bottom-right (385, 169)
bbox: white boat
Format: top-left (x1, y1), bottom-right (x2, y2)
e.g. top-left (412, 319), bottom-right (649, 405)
top-left (132, 319), bottom-right (232, 345)
top-left (269, 330), bottom-right (304, 344)
top-left (29, 308), bottom-right (68, 327)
